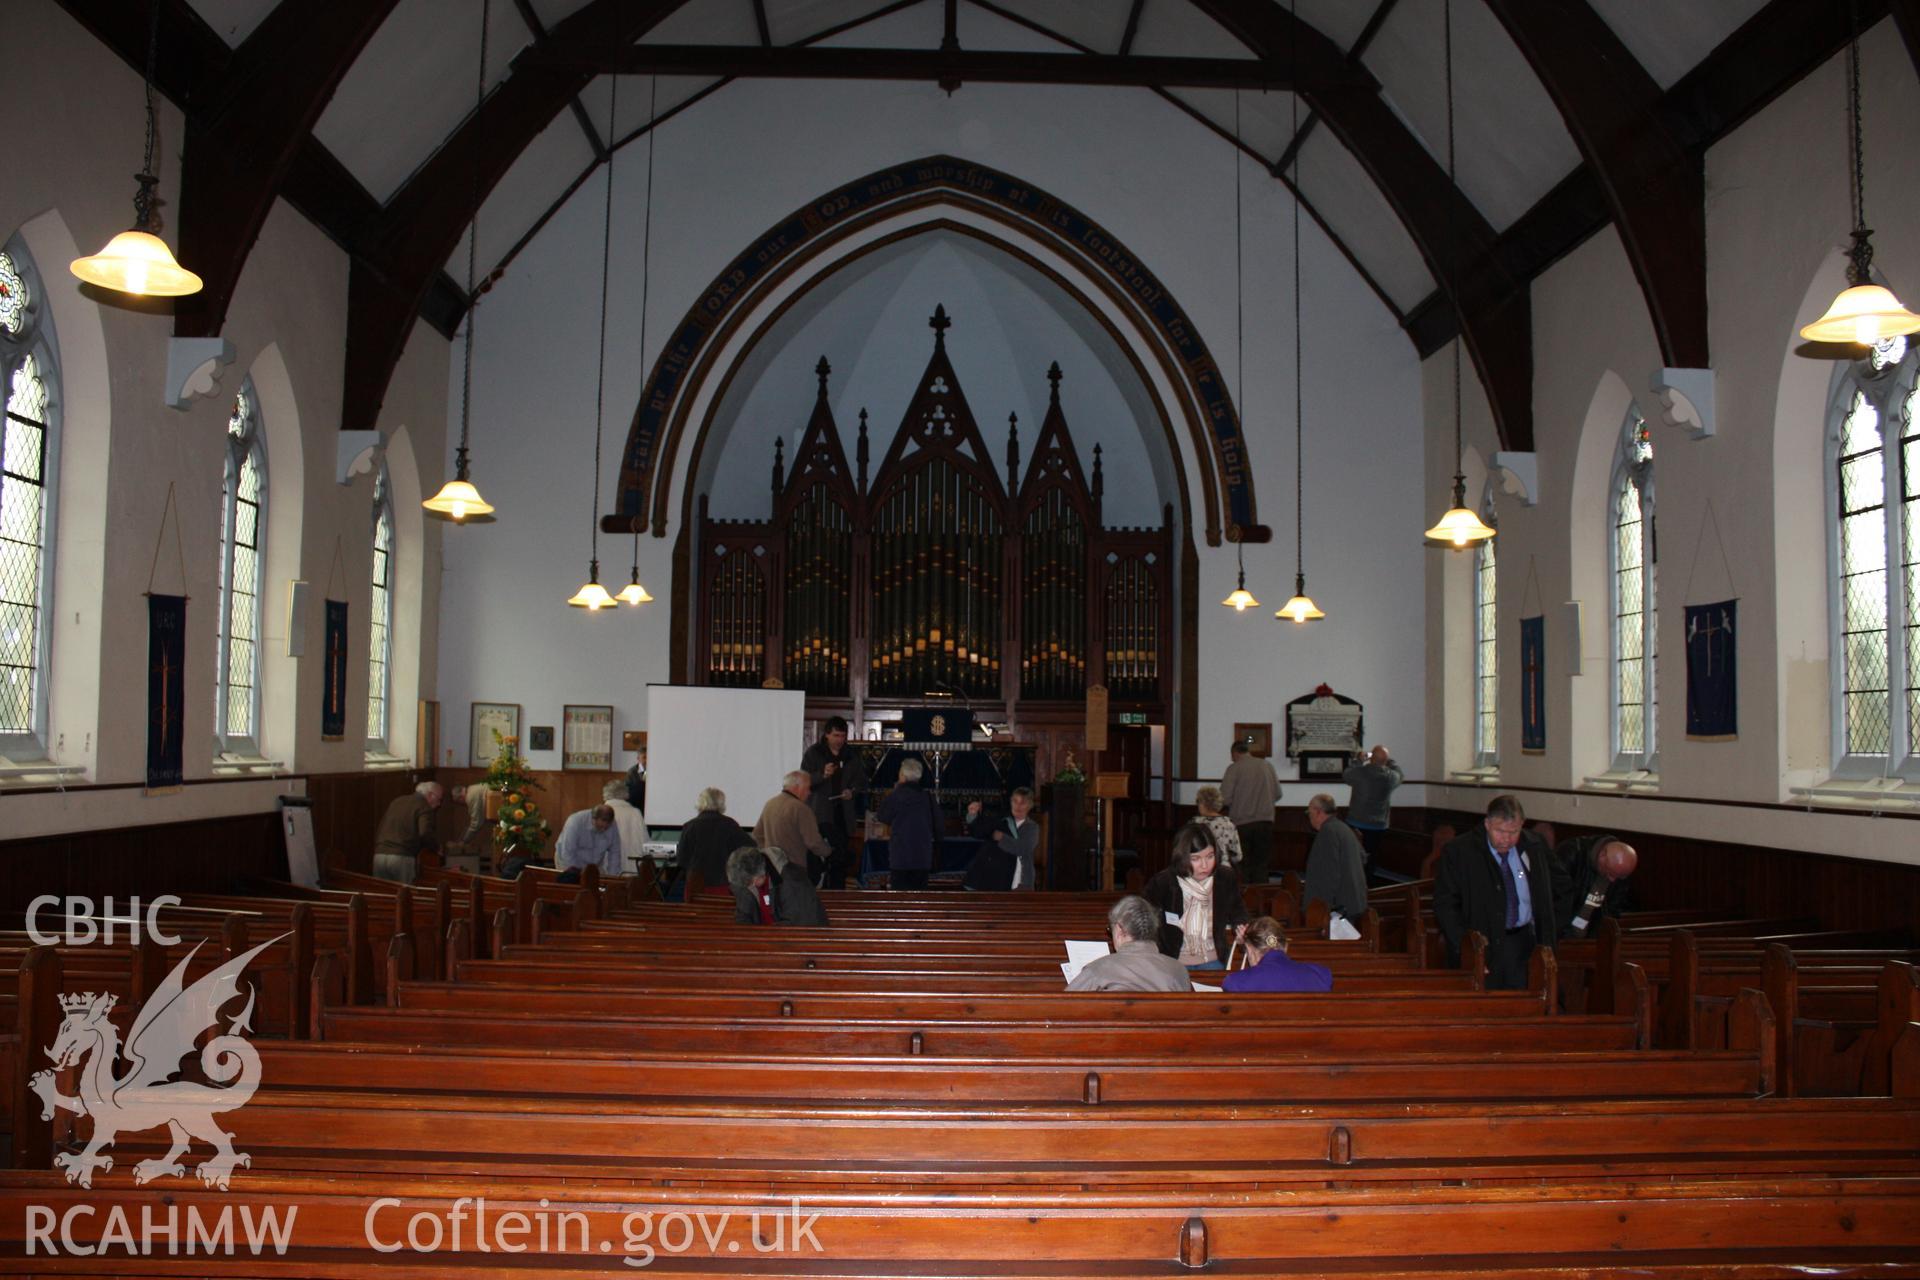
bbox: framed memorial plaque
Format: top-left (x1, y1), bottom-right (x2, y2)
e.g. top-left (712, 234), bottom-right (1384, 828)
top-left (1284, 685), bottom-right (1363, 780)
top-left (563, 704), bottom-right (614, 771)
top-left (469, 702), bottom-right (520, 766)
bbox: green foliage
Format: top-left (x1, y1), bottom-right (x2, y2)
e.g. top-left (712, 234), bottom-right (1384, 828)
top-left (481, 732), bottom-right (550, 853)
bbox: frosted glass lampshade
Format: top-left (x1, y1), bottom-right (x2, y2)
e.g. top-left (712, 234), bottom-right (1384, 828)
top-left (70, 230), bottom-right (202, 297)
top-left (422, 478), bottom-right (495, 523)
top-left (1799, 282), bottom-right (1920, 345)
top-left (1424, 504), bottom-right (1497, 548)
top-left (616, 576), bottom-right (653, 605)
top-left (1276, 592), bottom-right (1325, 623)
top-left (1221, 585), bottom-right (1260, 611)
top-left (568, 577), bottom-right (616, 610)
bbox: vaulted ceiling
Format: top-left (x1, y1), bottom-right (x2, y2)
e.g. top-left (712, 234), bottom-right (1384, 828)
top-left (60, 0), bottom-right (1905, 454)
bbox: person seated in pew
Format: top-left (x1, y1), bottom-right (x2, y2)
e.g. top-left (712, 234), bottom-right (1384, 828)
top-left (553, 804), bottom-right (622, 883)
top-left (961, 787), bottom-right (1040, 891)
top-left (762, 846), bottom-right (831, 926)
top-left (1067, 895), bottom-right (1194, 992)
top-left (1433, 793), bottom-right (1559, 991)
top-left (373, 781), bottom-right (444, 883)
top-left (1551, 833), bottom-right (1637, 935)
top-left (680, 786), bottom-right (755, 896)
top-left (1143, 821), bottom-right (1250, 972)
top-left (1221, 916), bottom-right (1334, 993)
top-left (600, 779), bottom-right (649, 871)
top-left (1302, 793), bottom-right (1369, 924)
top-left (1192, 786), bottom-right (1242, 870)
top-left (726, 846), bottom-right (831, 927)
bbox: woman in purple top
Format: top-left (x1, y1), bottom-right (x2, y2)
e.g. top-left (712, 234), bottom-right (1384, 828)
top-left (1221, 916), bottom-right (1334, 993)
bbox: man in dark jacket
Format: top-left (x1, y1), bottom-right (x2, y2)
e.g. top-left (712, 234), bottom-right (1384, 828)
top-left (800, 716), bottom-right (865, 889)
top-left (1432, 794), bottom-right (1558, 991)
top-left (1302, 793), bottom-right (1368, 922)
top-left (1552, 833), bottom-right (1636, 935)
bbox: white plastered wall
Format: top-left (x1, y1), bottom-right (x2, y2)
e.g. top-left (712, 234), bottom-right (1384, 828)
top-left (1424, 17), bottom-right (1920, 865)
top-left (2, 0), bottom-right (449, 836)
top-left (435, 3), bottom-right (1427, 784)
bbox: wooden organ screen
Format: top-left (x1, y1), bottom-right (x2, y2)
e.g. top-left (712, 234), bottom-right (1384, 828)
top-left (695, 310), bottom-right (1172, 722)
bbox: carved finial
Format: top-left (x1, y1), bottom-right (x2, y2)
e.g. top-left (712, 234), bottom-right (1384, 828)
top-left (1047, 361), bottom-right (1062, 403)
top-left (1092, 442), bottom-right (1104, 502)
top-left (772, 435), bottom-right (785, 496)
top-left (929, 304), bottom-right (951, 345)
top-left (815, 356), bottom-right (831, 398)
top-left (856, 409), bottom-right (870, 493)
top-left (1006, 411), bottom-right (1020, 493)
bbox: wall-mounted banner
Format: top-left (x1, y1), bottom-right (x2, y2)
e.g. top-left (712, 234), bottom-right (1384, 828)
top-left (321, 599), bottom-right (349, 742)
top-left (1685, 598), bottom-right (1737, 740)
top-left (1520, 615), bottom-right (1546, 754)
top-left (145, 594), bottom-right (187, 792)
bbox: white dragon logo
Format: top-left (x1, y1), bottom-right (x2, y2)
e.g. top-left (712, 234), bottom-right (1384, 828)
top-left (30, 937), bottom-right (280, 1191)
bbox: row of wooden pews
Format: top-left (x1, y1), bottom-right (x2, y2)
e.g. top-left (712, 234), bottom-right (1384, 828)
top-left (4, 875), bottom-right (1920, 1275)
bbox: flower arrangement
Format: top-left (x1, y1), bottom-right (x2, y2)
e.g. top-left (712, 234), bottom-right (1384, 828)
top-left (1053, 747), bottom-right (1085, 785)
top-left (482, 733), bottom-right (549, 855)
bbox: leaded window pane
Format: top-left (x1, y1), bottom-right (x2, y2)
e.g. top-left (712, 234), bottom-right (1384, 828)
top-left (216, 390), bottom-right (264, 749)
top-left (0, 252), bottom-right (27, 336)
top-left (1612, 411), bottom-right (1655, 767)
top-left (368, 495), bottom-right (394, 746)
top-left (1843, 392), bottom-right (1881, 459)
top-left (1474, 536), bottom-right (1497, 762)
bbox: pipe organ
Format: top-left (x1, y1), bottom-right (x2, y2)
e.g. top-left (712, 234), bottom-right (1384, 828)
top-left (695, 308), bottom-right (1172, 728)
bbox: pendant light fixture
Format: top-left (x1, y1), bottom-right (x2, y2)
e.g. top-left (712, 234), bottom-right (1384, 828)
top-left (424, 1), bottom-right (496, 524)
top-left (618, 76), bottom-right (660, 607)
top-left (1221, 90), bottom-right (1262, 612)
top-left (70, 0), bottom-right (202, 297)
top-left (1424, 0), bottom-right (1496, 550)
top-left (1799, 0), bottom-right (1920, 345)
top-left (1277, 18), bottom-right (1324, 625)
top-left (568, 75), bottom-right (623, 612)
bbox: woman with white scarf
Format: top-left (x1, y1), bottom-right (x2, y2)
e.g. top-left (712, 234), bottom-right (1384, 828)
top-left (1143, 821), bottom-right (1251, 971)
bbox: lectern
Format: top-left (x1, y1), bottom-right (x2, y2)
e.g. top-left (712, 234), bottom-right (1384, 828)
top-left (1090, 771), bottom-right (1131, 891)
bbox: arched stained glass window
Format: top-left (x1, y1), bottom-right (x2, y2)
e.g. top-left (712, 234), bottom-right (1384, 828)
top-left (367, 467), bottom-right (395, 751)
top-left (0, 242), bottom-right (59, 756)
top-left (215, 381), bottom-right (266, 754)
top-left (1611, 408), bottom-right (1657, 771)
top-left (1473, 496), bottom-right (1498, 768)
top-left (1829, 335), bottom-right (1918, 774)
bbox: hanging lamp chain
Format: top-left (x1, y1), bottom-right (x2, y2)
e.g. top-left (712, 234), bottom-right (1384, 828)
top-left (452, 0), bottom-right (490, 480)
top-left (632, 74), bottom-right (661, 562)
top-left (1845, 0), bottom-right (1873, 285)
top-left (1291, 0), bottom-right (1304, 582)
top-left (1445, 0), bottom-right (1466, 491)
top-left (585, 77), bottom-right (621, 570)
top-left (132, 0), bottom-right (163, 232)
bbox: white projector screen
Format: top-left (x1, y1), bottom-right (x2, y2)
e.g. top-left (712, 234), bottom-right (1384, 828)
top-left (644, 685), bottom-right (808, 828)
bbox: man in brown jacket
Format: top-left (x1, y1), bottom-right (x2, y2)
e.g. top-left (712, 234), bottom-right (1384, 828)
top-left (373, 781), bottom-right (444, 883)
top-left (752, 771), bottom-right (833, 882)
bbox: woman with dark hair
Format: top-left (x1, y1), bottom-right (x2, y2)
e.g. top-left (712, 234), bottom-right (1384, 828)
top-left (1222, 916), bottom-right (1333, 992)
top-left (1143, 821), bottom-right (1250, 971)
